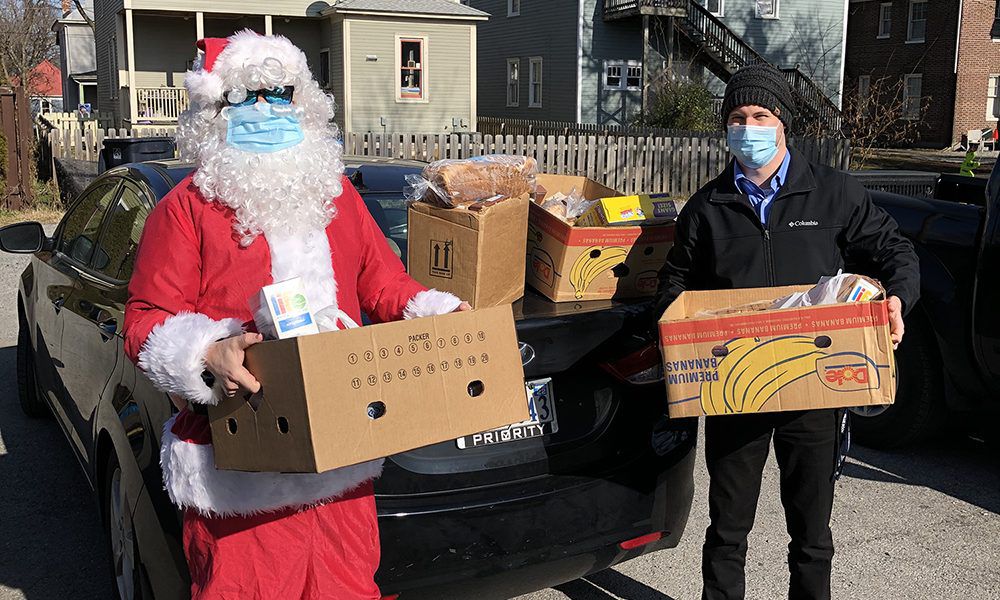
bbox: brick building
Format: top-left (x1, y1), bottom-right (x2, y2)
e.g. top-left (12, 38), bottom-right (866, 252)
top-left (845, 0), bottom-right (1000, 149)
top-left (953, 0), bottom-right (1000, 143)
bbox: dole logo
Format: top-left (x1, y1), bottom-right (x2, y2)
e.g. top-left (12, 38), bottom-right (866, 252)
top-left (815, 353), bottom-right (881, 392)
top-left (271, 292), bottom-right (307, 316)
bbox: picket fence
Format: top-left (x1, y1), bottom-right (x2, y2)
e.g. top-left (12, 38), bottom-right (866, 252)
top-left (45, 126), bottom-right (179, 163)
top-left (342, 132), bottom-right (850, 196)
top-left (42, 127), bottom-right (850, 197)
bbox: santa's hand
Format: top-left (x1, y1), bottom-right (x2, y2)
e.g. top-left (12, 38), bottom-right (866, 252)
top-left (456, 302), bottom-right (472, 312)
top-left (204, 332), bottom-right (263, 398)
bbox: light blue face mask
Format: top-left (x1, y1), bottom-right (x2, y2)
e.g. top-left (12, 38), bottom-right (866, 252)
top-left (727, 124), bottom-right (780, 169)
top-left (225, 103), bottom-right (304, 153)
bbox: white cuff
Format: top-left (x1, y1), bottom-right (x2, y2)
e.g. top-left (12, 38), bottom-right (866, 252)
top-left (403, 289), bottom-right (462, 320)
top-left (137, 312), bottom-right (244, 405)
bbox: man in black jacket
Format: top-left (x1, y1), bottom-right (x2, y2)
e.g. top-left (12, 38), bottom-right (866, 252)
top-left (657, 64), bottom-right (920, 600)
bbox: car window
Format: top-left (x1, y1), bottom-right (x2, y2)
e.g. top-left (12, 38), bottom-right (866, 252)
top-left (58, 181), bottom-right (120, 264)
top-left (92, 183), bottom-right (151, 281)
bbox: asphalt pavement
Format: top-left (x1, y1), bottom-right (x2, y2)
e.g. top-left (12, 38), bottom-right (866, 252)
top-left (1, 239), bottom-right (998, 600)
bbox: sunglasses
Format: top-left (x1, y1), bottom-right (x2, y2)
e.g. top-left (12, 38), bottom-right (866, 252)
top-left (226, 86), bottom-right (295, 107)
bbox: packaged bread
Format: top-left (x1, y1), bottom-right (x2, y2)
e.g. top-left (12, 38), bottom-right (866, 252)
top-left (405, 155), bottom-right (537, 208)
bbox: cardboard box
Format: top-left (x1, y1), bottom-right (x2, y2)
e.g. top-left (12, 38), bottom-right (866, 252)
top-left (526, 174), bottom-right (675, 302)
top-left (208, 305), bottom-right (529, 473)
top-left (658, 285), bottom-right (896, 419)
top-left (249, 277), bottom-right (319, 340)
top-left (576, 193), bottom-right (680, 227)
top-left (407, 195), bottom-right (530, 308)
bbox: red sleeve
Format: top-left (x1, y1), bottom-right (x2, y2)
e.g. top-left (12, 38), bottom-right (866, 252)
top-left (346, 180), bottom-right (427, 323)
top-left (123, 190), bottom-right (204, 363)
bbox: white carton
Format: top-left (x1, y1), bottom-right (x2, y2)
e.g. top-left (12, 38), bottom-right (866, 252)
top-left (250, 277), bottom-right (320, 340)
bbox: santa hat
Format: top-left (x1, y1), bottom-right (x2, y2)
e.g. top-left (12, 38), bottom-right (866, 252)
top-left (184, 30), bottom-right (312, 106)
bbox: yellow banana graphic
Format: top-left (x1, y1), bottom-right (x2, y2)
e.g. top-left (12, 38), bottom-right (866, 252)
top-left (701, 335), bottom-right (827, 415)
top-left (569, 246), bottom-right (629, 299)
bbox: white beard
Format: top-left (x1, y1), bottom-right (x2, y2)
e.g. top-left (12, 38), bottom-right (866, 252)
top-left (181, 107), bottom-right (345, 246)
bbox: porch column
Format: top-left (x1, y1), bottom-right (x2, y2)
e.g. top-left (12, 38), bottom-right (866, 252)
top-left (196, 11), bottom-right (204, 40)
top-left (264, 15), bottom-right (273, 35)
top-left (126, 8), bottom-right (137, 125)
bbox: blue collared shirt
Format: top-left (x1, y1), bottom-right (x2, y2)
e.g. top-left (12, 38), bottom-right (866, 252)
top-left (733, 151), bottom-right (791, 225)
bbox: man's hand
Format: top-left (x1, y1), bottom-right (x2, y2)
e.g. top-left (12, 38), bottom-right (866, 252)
top-left (204, 332), bottom-right (263, 398)
top-left (887, 295), bottom-right (904, 349)
top-left (456, 301), bottom-right (473, 312)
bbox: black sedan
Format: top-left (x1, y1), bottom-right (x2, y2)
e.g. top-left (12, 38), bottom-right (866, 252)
top-left (2, 157), bottom-right (696, 600)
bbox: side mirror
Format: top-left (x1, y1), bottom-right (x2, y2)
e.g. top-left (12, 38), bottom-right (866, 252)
top-left (0, 222), bottom-right (46, 254)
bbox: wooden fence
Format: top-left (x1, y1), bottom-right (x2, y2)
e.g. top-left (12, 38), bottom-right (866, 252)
top-left (45, 126), bottom-right (179, 162)
top-left (343, 132), bottom-right (850, 197)
top-left (40, 126), bottom-right (851, 197)
top-left (477, 115), bottom-right (724, 139)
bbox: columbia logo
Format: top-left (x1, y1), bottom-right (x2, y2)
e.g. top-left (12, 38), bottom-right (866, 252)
top-left (789, 220), bottom-right (819, 228)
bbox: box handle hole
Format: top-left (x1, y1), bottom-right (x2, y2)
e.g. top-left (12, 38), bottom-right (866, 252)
top-left (226, 418), bottom-right (238, 434)
top-left (276, 416), bottom-right (289, 434)
top-left (611, 263), bottom-right (630, 278)
top-left (814, 336), bottom-right (832, 348)
top-left (711, 345), bottom-right (729, 357)
top-left (367, 401), bottom-right (386, 420)
top-left (589, 249), bottom-right (602, 259)
top-left (467, 380), bottom-right (485, 397)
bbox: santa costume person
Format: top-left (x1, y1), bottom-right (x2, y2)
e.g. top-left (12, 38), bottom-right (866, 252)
top-left (123, 31), bottom-right (465, 599)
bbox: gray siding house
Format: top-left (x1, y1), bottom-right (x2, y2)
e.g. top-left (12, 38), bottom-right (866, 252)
top-left (470, 0), bottom-right (847, 128)
top-left (53, 0), bottom-right (97, 113)
top-left (92, 0), bottom-right (487, 132)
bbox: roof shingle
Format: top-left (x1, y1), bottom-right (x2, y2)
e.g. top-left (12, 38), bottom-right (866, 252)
top-left (332, 0), bottom-right (489, 18)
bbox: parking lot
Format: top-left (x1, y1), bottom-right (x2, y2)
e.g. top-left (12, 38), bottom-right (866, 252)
top-left (1, 244), bottom-right (998, 600)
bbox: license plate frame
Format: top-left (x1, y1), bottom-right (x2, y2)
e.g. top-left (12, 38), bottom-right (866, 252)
top-left (456, 378), bottom-right (558, 449)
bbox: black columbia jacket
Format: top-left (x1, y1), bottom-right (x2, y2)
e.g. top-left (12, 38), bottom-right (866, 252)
top-left (656, 148), bottom-right (920, 313)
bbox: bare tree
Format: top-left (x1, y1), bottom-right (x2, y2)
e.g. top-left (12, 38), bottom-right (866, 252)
top-left (841, 74), bottom-right (930, 169)
top-left (0, 0), bottom-right (59, 95)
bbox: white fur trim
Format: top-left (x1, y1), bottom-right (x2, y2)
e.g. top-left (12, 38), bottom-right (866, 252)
top-left (183, 69), bottom-right (225, 105)
top-left (266, 229), bottom-right (337, 314)
top-left (137, 313), bottom-right (244, 405)
top-left (160, 415), bottom-right (383, 517)
top-left (403, 289), bottom-right (463, 320)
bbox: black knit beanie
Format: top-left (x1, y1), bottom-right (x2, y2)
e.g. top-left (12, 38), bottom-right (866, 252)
top-left (721, 62), bottom-right (795, 132)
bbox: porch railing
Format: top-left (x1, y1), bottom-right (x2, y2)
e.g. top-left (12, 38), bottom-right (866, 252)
top-left (135, 86), bottom-right (189, 122)
top-left (604, 0), bottom-right (687, 19)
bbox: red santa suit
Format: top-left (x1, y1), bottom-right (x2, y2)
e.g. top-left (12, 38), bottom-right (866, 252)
top-left (123, 32), bottom-right (460, 600)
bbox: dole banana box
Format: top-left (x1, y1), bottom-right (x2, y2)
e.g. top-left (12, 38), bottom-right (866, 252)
top-left (658, 285), bottom-right (896, 418)
top-left (526, 174), bottom-right (676, 302)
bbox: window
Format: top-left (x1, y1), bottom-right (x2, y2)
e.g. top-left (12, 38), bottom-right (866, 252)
top-left (506, 58), bottom-right (519, 107)
top-left (755, 0), bottom-right (778, 19)
top-left (397, 37), bottom-right (426, 101)
top-left (604, 60), bottom-right (642, 91)
top-left (703, 0), bottom-right (724, 16)
top-left (992, 0), bottom-right (1000, 39)
top-left (903, 74), bottom-right (922, 119)
top-left (988, 75), bottom-right (1000, 122)
top-left (107, 38), bottom-right (118, 98)
top-left (91, 184), bottom-right (150, 281)
top-left (907, 0), bottom-right (926, 43)
top-left (508, 0), bottom-right (520, 16)
top-left (529, 57), bottom-right (542, 107)
top-left (58, 182), bottom-right (120, 265)
top-left (878, 3), bottom-right (891, 39)
top-left (319, 49), bottom-right (330, 88)
top-left (858, 75), bottom-right (871, 117)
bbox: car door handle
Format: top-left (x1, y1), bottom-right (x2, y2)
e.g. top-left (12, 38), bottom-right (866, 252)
top-left (98, 318), bottom-right (118, 341)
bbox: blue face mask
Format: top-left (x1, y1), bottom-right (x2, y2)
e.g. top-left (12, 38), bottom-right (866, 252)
top-left (727, 124), bottom-right (780, 169)
top-left (225, 104), bottom-right (304, 153)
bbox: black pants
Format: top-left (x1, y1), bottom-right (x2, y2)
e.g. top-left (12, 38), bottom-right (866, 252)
top-left (702, 409), bottom-right (838, 600)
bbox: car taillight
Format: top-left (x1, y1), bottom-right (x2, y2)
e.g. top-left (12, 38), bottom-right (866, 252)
top-left (619, 531), bottom-right (665, 550)
top-left (600, 342), bottom-right (664, 385)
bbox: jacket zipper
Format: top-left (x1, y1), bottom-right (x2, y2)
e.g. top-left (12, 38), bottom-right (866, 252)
top-left (762, 228), bottom-right (776, 286)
